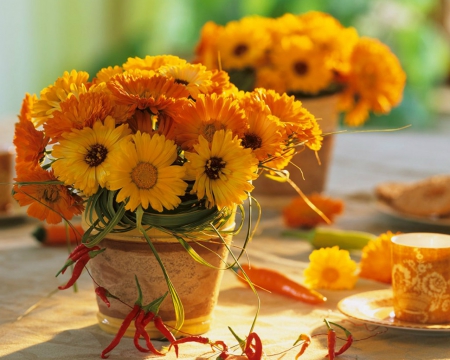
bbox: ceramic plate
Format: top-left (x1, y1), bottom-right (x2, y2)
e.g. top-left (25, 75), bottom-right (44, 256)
top-left (337, 289), bottom-right (450, 332)
top-left (376, 200), bottom-right (450, 227)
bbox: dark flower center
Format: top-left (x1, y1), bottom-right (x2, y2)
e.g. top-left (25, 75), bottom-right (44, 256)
top-left (175, 78), bottom-right (189, 86)
top-left (234, 44), bottom-right (248, 57)
top-left (294, 61), bottom-right (308, 76)
top-left (242, 133), bottom-right (262, 150)
top-left (85, 144), bottom-right (108, 167)
top-left (42, 186), bottom-right (60, 203)
top-left (205, 157), bottom-right (226, 179)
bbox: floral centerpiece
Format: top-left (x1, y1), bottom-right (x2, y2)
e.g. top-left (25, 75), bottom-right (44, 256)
top-left (12, 54), bottom-right (323, 357)
top-left (193, 11), bottom-right (406, 196)
top-left (194, 11), bottom-right (406, 127)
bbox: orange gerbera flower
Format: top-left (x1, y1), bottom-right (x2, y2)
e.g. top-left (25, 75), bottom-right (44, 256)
top-left (174, 93), bottom-right (248, 151)
top-left (93, 65), bottom-right (124, 84)
top-left (13, 167), bottom-right (83, 224)
top-left (209, 70), bottom-right (240, 96)
top-left (283, 192), bottom-right (344, 229)
top-left (359, 231), bottom-right (400, 284)
top-left (123, 55), bottom-right (186, 72)
top-left (44, 92), bottom-right (114, 142)
top-left (32, 70), bottom-right (90, 127)
top-left (158, 62), bottom-right (213, 99)
top-left (108, 73), bottom-right (190, 120)
top-left (339, 37), bottom-right (406, 126)
top-left (14, 94), bottom-right (49, 168)
top-left (193, 21), bottom-right (223, 70)
top-left (251, 88), bottom-right (322, 151)
top-left (239, 96), bottom-right (284, 162)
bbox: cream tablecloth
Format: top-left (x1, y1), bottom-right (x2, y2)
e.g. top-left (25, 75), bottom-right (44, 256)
top-left (1, 119), bottom-right (450, 359)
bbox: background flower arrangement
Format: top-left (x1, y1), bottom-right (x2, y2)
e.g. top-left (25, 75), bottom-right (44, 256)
top-left (194, 11), bottom-right (406, 127)
top-left (12, 54), bottom-right (324, 346)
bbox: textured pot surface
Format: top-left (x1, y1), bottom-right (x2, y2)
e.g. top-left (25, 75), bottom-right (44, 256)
top-left (89, 228), bottom-right (233, 338)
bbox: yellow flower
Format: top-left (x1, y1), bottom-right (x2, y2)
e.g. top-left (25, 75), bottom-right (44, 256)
top-left (123, 55), bottom-right (186, 72)
top-left (304, 246), bottom-right (358, 290)
top-left (271, 35), bottom-right (333, 95)
top-left (185, 129), bottom-right (258, 209)
top-left (217, 16), bottom-right (272, 70)
top-left (174, 93), bottom-right (248, 151)
top-left (158, 62), bottom-right (213, 99)
top-left (32, 70), bottom-right (90, 127)
top-left (51, 117), bottom-right (131, 196)
top-left (359, 231), bottom-right (399, 284)
top-left (339, 37), bottom-right (406, 126)
top-left (108, 131), bottom-right (187, 212)
top-left (93, 65), bottom-right (124, 84)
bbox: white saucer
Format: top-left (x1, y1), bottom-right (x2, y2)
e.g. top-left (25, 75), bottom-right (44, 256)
top-left (337, 289), bottom-right (450, 332)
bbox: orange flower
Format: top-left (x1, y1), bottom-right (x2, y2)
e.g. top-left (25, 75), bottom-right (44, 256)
top-left (32, 70), bottom-right (90, 127)
top-left (13, 166), bottom-right (83, 224)
top-left (283, 192), bottom-right (344, 229)
top-left (359, 231), bottom-right (400, 284)
top-left (339, 37), bottom-right (406, 126)
top-left (251, 88), bottom-right (322, 151)
top-left (108, 73), bottom-right (189, 136)
top-left (174, 93), bottom-right (248, 151)
top-left (14, 94), bottom-right (49, 168)
top-left (44, 92), bottom-right (115, 142)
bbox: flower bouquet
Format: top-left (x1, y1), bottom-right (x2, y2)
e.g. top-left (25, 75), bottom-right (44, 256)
top-left (12, 54), bottom-right (323, 357)
top-left (194, 11), bottom-right (406, 195)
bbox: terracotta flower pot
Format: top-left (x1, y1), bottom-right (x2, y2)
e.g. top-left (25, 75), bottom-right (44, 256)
top-left (252, 93), bottom-right (339, 200)
top-left (87, 214), bottom-right (235, 338)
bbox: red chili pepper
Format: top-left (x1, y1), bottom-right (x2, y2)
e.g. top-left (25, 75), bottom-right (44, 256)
top-left (101, 304), bottom-right (140, 359)
top-left (324, 319), bottom-right (336, 360)
top-left (329, 321), bottom-right (353, 355)
top-left (236, 264), bottom-right (327, 305)
top-left (153, 315), bottom-right (179, 357)
top-left (95, 287), bottom-right (111, 307)
top-left (133, 309), bottom-right (164, 355)
top-left (293, 333), bottom-right (311, 359)
top-left (58, 253), bottom-right (90, 290)
top-left (57, 248), bottom-right (105, 290)
top-left (244, 332), bottom-right (263, 360)
top-left (56, 245), bottom-right (102, 276)
top-left (170, 335), bottom-right (210, 347)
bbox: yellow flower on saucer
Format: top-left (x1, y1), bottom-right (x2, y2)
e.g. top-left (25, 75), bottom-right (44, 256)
top-left (52, 117), bottom-right (131, 196)
top-left (185, 129), bottom-right (258, 209)
top-left (304, 246), bottom-right (358, 290)
top-left (359, 231), bottom-right (399, 284)
top-left (107, 131), bottom-right (187, 212)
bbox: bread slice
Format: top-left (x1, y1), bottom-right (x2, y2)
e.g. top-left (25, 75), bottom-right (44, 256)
top-left (390, 175), bottom-right (450, 217)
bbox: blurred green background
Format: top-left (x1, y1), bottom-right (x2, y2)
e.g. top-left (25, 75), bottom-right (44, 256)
top-left (1, 0), bottom-right (450, 136)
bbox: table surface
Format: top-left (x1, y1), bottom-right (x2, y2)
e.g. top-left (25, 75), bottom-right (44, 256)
top-left (1, 118), bottom-right (450, 359)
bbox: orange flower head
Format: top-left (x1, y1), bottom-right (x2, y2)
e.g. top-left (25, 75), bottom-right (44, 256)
top-left (283, 192), bottom-right (344, 229)
top-left (359, 231), bottom-right (400, 284)
top-left (14, 94), bottom-right (49, 168)
top-left (123, 55), bottom-right (186, 72)
top-left (174, 93), bottom-right (248, 151)
top-left (44, 91), bottom-right (114, 142)
top-left (32, 70), bottom-right (90, 127)
top-left (339, 37), bottom-right (406, 126)
top-left (13, 167), bottom-right (83, 224)
top-left (107, 73), bottom-right (190, 121)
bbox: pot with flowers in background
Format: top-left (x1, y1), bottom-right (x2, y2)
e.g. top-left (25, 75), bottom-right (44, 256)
top-left (193, 11), bottom-right (406, 199)
top-left (11, 54), bottom-right (323, 357)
